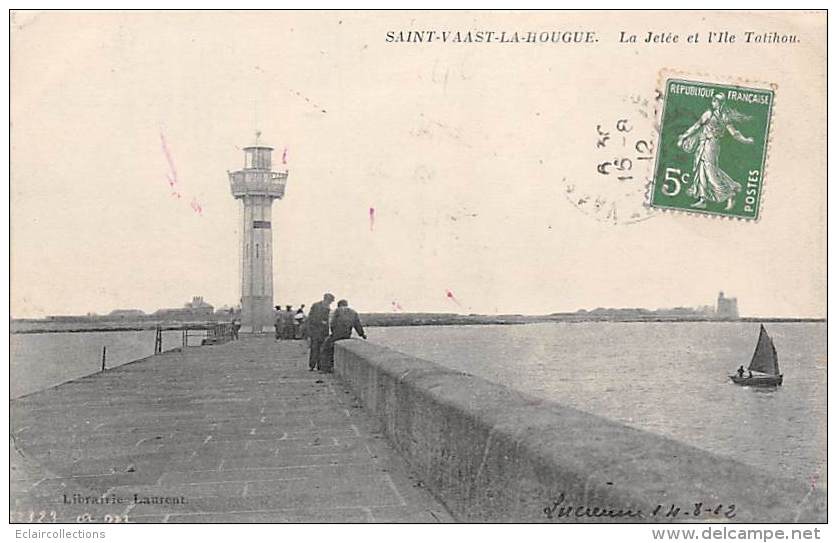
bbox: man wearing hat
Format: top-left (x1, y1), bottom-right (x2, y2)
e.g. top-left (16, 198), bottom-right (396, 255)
top-left (273, 305), bottom-right (283, 340)
top-left (319, 299), bottom-right (366, 373)
top-left (307, 293), bottom-right (334, 371)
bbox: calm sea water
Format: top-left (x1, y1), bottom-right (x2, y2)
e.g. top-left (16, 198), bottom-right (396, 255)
top-left (10, 330), bottom-right (189, 398)
top-left (369, 322), bottom-right (826, 485)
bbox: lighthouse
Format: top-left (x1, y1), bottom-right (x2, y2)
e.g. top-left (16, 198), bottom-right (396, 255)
top-left (229, 137), bottom-right (288, 333)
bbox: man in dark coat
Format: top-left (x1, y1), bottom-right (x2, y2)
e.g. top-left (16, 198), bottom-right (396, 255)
top-left (283, 305), bottom-right (296, 339)
top-left (274, 305), bottom-right (283, 340)
top-left (319, 299), bottom-right (366, 373)
top-left (294, 304), bottom-right (306, 339)
top-left (307, 293), bottom-right (334, 371)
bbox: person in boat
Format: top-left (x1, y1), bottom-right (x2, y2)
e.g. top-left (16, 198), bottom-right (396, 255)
top-left (748, 370), bottom-right (753, 379)
top-left (737, 365), bottom-right (745, 379)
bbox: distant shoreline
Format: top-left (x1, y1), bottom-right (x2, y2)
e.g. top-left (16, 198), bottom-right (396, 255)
top-left (9, 315), bottom-right (826, 334)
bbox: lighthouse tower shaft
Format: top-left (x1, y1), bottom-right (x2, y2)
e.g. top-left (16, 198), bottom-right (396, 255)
top-left (229, 145), bottom-right (288, 333)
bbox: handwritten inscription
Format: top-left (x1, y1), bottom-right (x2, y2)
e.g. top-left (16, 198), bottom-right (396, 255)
top-left (75, 513), bottom-right (130, 523)
top-left (543, 493), bottom-right (736, 520)
top-left (10, 510), bottom-right (58, 523)
top-left (9, 510), bottom-right (130, 523)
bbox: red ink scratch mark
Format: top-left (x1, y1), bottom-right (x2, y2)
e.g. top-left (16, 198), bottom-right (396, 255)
top-left (810, 474), bottom-right (819, 490)
top-left (391, 301), bottom-right (403, 312)
top-left (369, 207), bottom-right (375, 231)
top-left (160, 132), bottom-right (202, 214)
top-left (282, 147), bottom-right (288, 165)
top-left (160, 133), bottom-right (178, 190)
top-left (288, 89), bottom-right (327, 114)
top-left (446, 289), bottom-right (463, 307)
top-left (161, 133), bottom-right (185, 201)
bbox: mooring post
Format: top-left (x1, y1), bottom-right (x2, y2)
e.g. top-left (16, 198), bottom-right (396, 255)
top-left (101, 346), bottom-right (107, 371)
top-left (154, 325), bottom-right (162, 354)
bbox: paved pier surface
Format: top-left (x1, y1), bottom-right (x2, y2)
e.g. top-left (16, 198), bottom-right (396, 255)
top-left (10, 337), bottom-right (452, 523)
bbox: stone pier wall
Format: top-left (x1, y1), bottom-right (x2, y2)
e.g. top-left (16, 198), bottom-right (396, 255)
top-left (334, 340), bottom-right (825, 523)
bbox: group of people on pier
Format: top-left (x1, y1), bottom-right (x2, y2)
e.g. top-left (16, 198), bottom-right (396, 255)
top-left (274, 304), bottom-right (306, 340)
top-left (231, 294), bottom-right (365, 372)
top-left (306, 293), bottom-right (366, 373)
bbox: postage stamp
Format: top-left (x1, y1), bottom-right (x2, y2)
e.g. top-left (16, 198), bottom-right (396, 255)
top-left (649, 78), bottom-right (774, 220)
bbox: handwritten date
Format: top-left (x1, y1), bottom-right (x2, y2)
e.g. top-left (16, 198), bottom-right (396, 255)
top-left (543, 493), bottom-right (736, 520)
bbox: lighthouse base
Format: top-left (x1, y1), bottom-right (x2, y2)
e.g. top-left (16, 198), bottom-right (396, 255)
top-left (241, 295), bottom-right (274, 334)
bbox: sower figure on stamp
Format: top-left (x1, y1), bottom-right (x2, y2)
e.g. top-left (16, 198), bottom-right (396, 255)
top-left (677, 93), bottom-right (754, 210)
top-left (319, 299), bottom-right (366, 373)
top-left (307, 293), bottom-right (334, 371)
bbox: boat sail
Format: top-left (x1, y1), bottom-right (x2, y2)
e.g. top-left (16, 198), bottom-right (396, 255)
top-left (729, 325), bottom-right (783, 386)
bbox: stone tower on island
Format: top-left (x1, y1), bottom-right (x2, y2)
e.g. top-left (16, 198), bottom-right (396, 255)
top-left (229, 137), bottom-right (288, 333)
top-left (716, 291), bottom-right (739, 319)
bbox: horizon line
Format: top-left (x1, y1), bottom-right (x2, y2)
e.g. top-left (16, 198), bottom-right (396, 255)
top-left (9, 312), bottom-right (827, 322)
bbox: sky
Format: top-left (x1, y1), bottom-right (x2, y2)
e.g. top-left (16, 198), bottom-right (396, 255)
top-left (10, 11), bottom-right (826, 318)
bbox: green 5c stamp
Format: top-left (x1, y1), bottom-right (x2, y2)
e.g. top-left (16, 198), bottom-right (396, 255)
top-left (650, 78), bottom-right (774, 220)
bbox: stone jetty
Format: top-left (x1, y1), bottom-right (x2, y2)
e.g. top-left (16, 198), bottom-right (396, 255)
top-left (10, 337), bottom-right (452, 523)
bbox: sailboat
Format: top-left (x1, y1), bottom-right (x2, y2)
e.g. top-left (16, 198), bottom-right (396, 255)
top-left (729, 324), bottom-right (783, 387)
